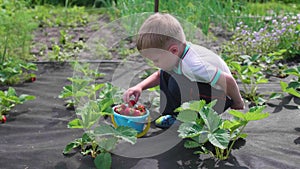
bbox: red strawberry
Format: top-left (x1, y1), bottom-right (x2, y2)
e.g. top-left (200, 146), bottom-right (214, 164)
top-left (128, 100), bottom-right (136, 107)
top-left (31, 77), bottom-right (36, 82)
top-left (137, 105), bottom-right (146, 113)
top-left (129, 108), bottom-right (135, 116)
top-left (1, 115), bottom-right (6, 123)
top-left (114, 106), bottom-right (121, 114)
top-left (123, 107), bottom-right (131, 116)
top-left (133, 109), bottom-right (141, 116)
top-left (120, 103), bottom-right (126, 110)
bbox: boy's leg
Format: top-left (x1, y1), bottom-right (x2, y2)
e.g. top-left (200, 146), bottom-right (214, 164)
top-left (156, 70), bottom-right (180, 128)
top-left (159, 70), bottom-right (233, 116)
top-left (159, 70), bottom-right (181, 116)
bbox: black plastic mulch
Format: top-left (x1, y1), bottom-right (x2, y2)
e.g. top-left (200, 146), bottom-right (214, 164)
top-left (0, 62), bottom-right (300, 169)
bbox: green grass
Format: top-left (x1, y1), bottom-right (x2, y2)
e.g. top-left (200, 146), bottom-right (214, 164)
top-left (103, 0), bottom-right (300, 35)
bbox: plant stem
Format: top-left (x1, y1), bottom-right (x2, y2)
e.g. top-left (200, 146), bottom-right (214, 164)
top-left (1, 36), bottom-right (8, 65)
top-left (225, 124), bottom-right (247, 159)
top-left (236, 71), bottom-right (249, 95)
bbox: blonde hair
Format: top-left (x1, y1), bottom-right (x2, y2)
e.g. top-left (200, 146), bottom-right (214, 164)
top-left (136, 13), bottom-right (186, 51)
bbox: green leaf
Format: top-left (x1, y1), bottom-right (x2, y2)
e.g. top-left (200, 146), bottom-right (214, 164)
top-left (177, 109), bottom-right (198, 123)
top-left (78, 101), bottom-right (102, 129)
top-left (244, 111), bottom-right (269, 121)
top-left (68, 118), bottom-right (83, 128)
top-left (97, 137), bottom-right (118, 152)
top-left (269, 92), bottom-right (283, 100)
top-left (115, 126), bottom-right (138, 144)
top-left (19, 95), bottom-right (36, 102)
top-left (184, 140), bottom-right (201, 149)
top-left (94, 152), bottom-right (112, 169)
top-left (82, 132), bottom-right (93, 143)
top-left (94, 124), bottom-right (137, 145)
top-left (228, 110), bottom-right (245, 120)
top-left (286, 88), bottom-right (300, 98)
top-left (288, 81), bottom-right (300, 89)
top-left (199, 108), bottom-right (222, 132)
top-left (249, 105), bottom-right (266, 114)
top-left (208, 129), bottom-right (230, 149)
top-left (283, 66), bottom-right (300, 77)
top-left (175, 100), bottom-right (206, 112)
top-left (7, 87), bottom-right (17, 96)
top-left (63, 141), bottom-right (81, 154)
top-left (59, 85), bottom-right (73, 98)
top-left (244, 106), bottom-right (269, 121)
top-left (178, 123), bottom-right (206, 138)
top-left (280, 81), bottom-right (288, 92)
top-left (239, 133), bottom-right (248, 139)
top-left (222, 120), bottom-right (243, 132)
top-left (230, 62), bottom-right (241, 72)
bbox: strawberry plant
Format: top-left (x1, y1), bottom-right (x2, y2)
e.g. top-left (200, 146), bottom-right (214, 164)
top-left (280, 66), bottom-right (300, 98)
top-left (62, 61), bottom-right (134, 169)
top-left (176, 100), bottom-right (269, 160)
top-left (59, 61), bottom-right (105, 109)
top-left (64, 87), bottom-right (137, 169)
top-left (0, 59), bottom-right (38, 85)
top-left (229, 60), bottom-right (269, 105)
top-left (0, 87), bottom-right (36, 122)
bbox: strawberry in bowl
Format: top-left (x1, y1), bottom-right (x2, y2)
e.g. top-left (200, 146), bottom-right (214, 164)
top-left (112, 100), bottom-right (149, 132)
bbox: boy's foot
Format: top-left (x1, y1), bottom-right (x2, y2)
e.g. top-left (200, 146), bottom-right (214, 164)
top-left (155, 115), bottom-right (176, 129)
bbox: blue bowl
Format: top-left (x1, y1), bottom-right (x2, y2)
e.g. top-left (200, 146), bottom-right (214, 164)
top-left (113, 106), bottom-right (150, 132)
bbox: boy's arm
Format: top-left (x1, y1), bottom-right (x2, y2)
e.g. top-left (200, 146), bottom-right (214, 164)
top-left (123, 70), bottom-right (160, 102)
top-left (138, 70), bottom-right (161, 90)
top-left (216, 72), bottom-right (245, 109)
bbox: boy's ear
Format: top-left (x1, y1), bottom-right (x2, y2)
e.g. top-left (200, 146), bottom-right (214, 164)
top-left (168, 44), bottom-right (179, 56)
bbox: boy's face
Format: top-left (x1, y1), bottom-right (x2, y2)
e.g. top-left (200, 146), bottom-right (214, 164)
top-left (140, 48), bottom-right (179, 71)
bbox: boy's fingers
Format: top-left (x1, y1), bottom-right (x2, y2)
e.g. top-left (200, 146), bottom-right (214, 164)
top-left (123, 92), bottom-right (130, 102)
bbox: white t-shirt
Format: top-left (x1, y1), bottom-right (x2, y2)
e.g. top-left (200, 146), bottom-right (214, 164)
top-left (172, 42), bottom-right (232, 88)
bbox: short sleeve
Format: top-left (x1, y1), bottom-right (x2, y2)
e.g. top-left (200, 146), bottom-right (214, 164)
top-left (181, 60), bottom-right (219, 84)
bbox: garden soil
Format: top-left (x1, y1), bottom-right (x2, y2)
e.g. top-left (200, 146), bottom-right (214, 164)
top-left (0, 62), bottom-right (299, 169)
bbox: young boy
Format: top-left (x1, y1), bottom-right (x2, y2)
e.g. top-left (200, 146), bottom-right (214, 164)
top-left (123, 13), bottom-right (244, 128)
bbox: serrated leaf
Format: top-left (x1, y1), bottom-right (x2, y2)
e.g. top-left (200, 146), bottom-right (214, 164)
top-left (244, 112), bottom-right (269, 121)
top-left (175, 100), bottom-right (206, 112)
top-left (184, 140), bottom-right (201, 149)
top-left (286, 88), bottom-right (300, 98)
top-left (63, 141), bottom-right (81, 154)
top-left (177, 110), bottom-right (198, 123)
top-left (222, 120), bottom-right (243, 132)
top-left (231, 62), bottom-right (241, 72)
top-left (207, 99), bottom-right (217, 108)
top-left (199, 108), bottom-right (222, 132)
top-left (228, 110), bottom-right (245, 120)
top-left (208, 129), bottom-right (230, 149)
top-left (97, 137), bottom-right (118, 152)
top-left (68, 118), bottom-right (83, 128)
top-left (178, 123), bottom-right (206, 138)
top-left (115, 126), bottom-right (138, 144)
top-left (59, 85), bottom-right (73, 98)
top-left (94, 124), bottom-right (137, 145)
top-left (94, 152), bottom-right (112, 169)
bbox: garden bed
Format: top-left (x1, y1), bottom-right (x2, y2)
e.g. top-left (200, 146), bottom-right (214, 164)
top-left (0, 62), bottom-right (299, 169)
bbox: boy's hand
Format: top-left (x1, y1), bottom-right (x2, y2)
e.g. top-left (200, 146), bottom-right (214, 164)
top-left (231, 99), bottom-right (245, 110)
top-left (123, 86), bottom-right (143, 103)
